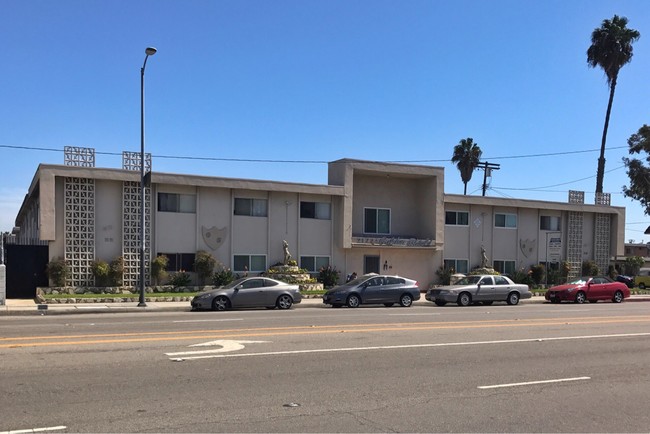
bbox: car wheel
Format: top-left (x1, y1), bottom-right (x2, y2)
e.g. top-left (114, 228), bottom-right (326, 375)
top-left (346, 294), bottom-right (361, 308)
top-left (384, 303), bottom-right (394, 307)
top-left (506, 292), bottom-right (520, 305)
top-left (613, 290), bottom-right (624, 303)
top-left (212, 296), bottom-right (230, 311)
top-left (457, 292), bottom-right (472, 307)
top-left (640, 283), bottom-right (646, 290)
top-left (434, 300), bottom-right (447, 306)
top-left (482, 301), bottom-right (493, 306)
top-left (399, 294), bottom-right (413, 307)
top-left (574, 291), bottom-right (586, 304)
top-left (276, 295), bottom-right (293, 310)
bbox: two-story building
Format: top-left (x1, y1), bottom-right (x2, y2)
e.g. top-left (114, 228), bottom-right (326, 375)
top-left (9, 147), bottom-right (625, 296)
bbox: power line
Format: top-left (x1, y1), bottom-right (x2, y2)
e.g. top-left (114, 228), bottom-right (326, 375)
top-left (0, 143), bottom-right (630, 164)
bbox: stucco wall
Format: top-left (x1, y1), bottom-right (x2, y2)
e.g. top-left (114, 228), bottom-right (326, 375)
top-left (95, 180), bottom-right (123, 261)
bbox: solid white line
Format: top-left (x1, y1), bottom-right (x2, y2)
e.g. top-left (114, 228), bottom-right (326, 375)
top-left (172, 318), bottom-right (243, 323)
top-left (478, 377), bottom-right (591, 389)
top-left (170, 332), bottom-right (650, 361)
top-left (1, 426), bottom-right (67, 434)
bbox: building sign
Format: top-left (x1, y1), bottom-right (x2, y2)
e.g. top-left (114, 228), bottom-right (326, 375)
top-left (351, 236), bottom-right (436, 248)
top-left (547, 235), bottom-right (562, 262)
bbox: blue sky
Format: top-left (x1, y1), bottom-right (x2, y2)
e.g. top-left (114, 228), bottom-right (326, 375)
top-left (2, 0), bottom-right (650, 242)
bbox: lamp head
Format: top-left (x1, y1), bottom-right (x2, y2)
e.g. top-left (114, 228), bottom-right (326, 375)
top-left (145, 47), bottom-right (157, 56)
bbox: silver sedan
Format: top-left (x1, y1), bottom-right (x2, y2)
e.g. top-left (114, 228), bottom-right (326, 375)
top-left (191, 277), bottom-right (302, 311)
top-left (426, 274), bottom-right (531, 306)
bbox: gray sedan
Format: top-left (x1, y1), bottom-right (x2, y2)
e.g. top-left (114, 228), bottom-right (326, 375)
top-left (425, 274), bottom-right (531, 306)
top-left (322, 274), bottom-right (420, 308)
top-left (191, 277), bottom-right (302, 311)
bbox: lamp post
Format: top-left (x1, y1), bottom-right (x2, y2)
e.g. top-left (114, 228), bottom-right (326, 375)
top-left (139, 46), bottom-right (157, 307)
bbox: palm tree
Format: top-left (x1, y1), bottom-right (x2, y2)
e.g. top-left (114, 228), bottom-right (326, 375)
top-left (451, 138), bottom-right (482, 195)
top-left (587, 15), bottom-right (640, 194)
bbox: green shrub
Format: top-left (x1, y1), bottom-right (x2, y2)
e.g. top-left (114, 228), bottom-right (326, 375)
top-left (170, 271), bottom-right (192, 288)
top-left (151, 255), bottom-right (169, 285)
top-left (529, 264), bottom-right (545, 285)
top-left (318, 266), bottom-right (340, 288)
top-left (582, 260), bottom-right (599, 276)
top-left (511, 268), bottom-right (533, 286)
top-left (46, 257), bottom-right (69, 287)
top-left (624, 256), bottom-right (644, 276)
top-left (194, 250), bottom-right (216, 285)
top-left (109, 256), bottom-right (124, 286)
top-left (212, 266), bottom-right (235, 287)
top-left (91, 259), bottom-right (111, 286)
top-left (435, 266), bottom-right (453, 285)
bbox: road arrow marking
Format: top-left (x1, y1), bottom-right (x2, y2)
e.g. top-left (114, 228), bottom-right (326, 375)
top-left (165, 339), bottom-right (269, 359)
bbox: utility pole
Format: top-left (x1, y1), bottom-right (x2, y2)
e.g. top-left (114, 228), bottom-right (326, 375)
top-left (478, 161), bottom-right (500, 196)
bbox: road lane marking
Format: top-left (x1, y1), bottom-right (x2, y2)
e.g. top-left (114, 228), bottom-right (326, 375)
top-left (1, 426), bottom-right (67, 434)
top-left (167, 332), bottom-right (650, 361)
top-left (478, 377), bottom-right (591, 389)
top-left (388, 313), bottom-right (441, 316)
top-left (3, 316), bottom-right (650, 348)
top-left (172, 318), bottom-right (244, 323)
top-left (166, 339), bottom-right (269, 357)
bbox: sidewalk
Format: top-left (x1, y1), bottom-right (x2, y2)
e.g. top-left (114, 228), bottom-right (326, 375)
top-left (5, 293), bottom-right (649, 316)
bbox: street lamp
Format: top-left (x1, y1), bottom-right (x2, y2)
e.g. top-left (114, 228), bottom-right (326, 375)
top-left (139, 46), bottom-right (157, 307)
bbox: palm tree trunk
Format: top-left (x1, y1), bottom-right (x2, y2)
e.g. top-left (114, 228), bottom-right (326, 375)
top-left (595, 75), bottom-right (618, 194)
top-left (463, 182), bottom-right (467, 195)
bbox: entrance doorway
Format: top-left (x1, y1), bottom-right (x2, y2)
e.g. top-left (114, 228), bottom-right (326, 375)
top-left (364, 255), bottom-right (380, 275)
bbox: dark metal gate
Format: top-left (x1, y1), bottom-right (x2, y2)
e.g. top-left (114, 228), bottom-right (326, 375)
top-left (5, 244), bottom-right (49, 299)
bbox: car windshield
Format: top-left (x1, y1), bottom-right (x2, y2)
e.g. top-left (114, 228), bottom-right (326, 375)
top-left (568, 277), bottom-right (588, 285)
top-left (456, 276), bottom-right (482, 285)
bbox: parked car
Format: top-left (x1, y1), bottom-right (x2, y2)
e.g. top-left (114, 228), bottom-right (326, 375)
top-left (322, 274), bottom-right (420, 308)
top-left (191, 277), bottom-right (301, 311)
top-left (545, 276), bottom-right (630, 304)
top-left (615, 274), bottom-right (634, 289)
top-left (634, 268), bottom-right (650, 289)
top-left (425, 274), bottom-right (531, 306)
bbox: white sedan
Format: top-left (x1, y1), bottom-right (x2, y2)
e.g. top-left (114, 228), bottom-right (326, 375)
top-left (425, 274), bottom-right (532, 306)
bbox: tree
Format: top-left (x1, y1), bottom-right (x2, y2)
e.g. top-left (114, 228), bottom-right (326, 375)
top-left (451, 138), bottom-right (482, 195)
top-left (587, 15), bottom-right (640, 194)
top-left (194, 250), bottom-right (216, 285)
top-left (623, 124), bottom-right (650, 214)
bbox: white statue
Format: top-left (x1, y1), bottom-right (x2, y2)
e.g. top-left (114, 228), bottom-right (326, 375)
top-left (282, 240), bottom-right (292, 265)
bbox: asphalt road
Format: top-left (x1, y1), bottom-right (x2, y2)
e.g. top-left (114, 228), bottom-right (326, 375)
top-left (1, 302), bottom-right (650, 433)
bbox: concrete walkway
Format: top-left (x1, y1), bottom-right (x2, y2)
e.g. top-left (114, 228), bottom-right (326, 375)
top-left (2, 294), bottom-right (648, 316)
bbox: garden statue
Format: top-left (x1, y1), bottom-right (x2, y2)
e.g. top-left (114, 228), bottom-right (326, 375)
top-left (282, 240), bottom-right (292, 265)
top-left (481, 245), bottom-right (489, 268)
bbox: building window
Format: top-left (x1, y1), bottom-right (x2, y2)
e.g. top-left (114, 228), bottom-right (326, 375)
top-left (300, 256), bottom-right (330, 272)
top-left (158, 253), bottom-right (195, 272)
top-left (443, 259), bottom-right (468, 274)
top-left (234, 198), bottom-right (267, 217)
top-left (233, 254), bottom-right (266, 272)
top-left (495, 213), bottom-right (517, 228)
top-left (493, 260), bottom-right (516, 275)
top-left (300, 201), bottom-right (331, 220)
top-left (364, 208), bottom-right (390, 234)
top-left (445, 211), bottom-right (469, 226)
top-left (540, 216), bottom-right (561, 231)
top-left (158, 193), bottom-right (196, 213)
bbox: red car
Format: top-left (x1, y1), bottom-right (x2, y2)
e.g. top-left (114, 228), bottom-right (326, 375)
top-left (545, 276), bottom-right (630, 304)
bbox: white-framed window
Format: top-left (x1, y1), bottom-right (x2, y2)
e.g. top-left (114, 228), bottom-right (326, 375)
top-left (540, 215), bottom-right (561, 231)
top-left (364, 208), bottom-right (390, 234)
top-left (443, 259), bottom-right (468, 274)
top-left (234, 198), bottom-right (267, 217)
top-left (445, 211), bottom-right (469, 226)
top-left (300, 202), bottom-right (331, 220)
top-left (233, 254), bottom-right (266, 272)
top-left (158, 193), bottom-right (196, 213)
top-left (300, 256), bottom-right (330, 272)
top-left (495, 213), bottom-right (517, 228)
top-left (493, 260), bottom-right (516, 275)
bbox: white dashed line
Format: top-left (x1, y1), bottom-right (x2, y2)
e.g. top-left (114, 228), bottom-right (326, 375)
top-left (478, 377), bottom-right (591, 389)
top-left (1, 426), bottom-right (67, 434)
